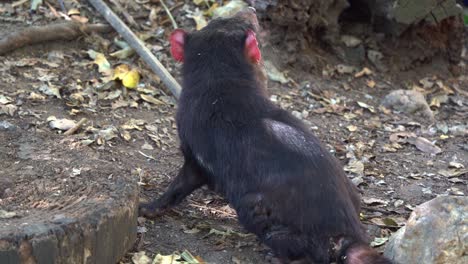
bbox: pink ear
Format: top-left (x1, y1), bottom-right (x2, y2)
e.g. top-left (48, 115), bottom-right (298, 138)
top-left (245, 30), bottom-right (261, 64)
top-left (170, 29), bottom-right (186, 62)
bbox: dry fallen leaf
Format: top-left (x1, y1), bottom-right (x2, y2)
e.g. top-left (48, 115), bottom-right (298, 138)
top-left (356, 101), bottom-right (375, 113)
top-left (264, 60), bottom-right (289, 84)
top-left (0, 210), bottom-right (17, 219)
top-left (370, 237), bottom-right (389, 247)
top-left (0, 94), bottom-right (12, 104)
top-left (366, 79), bottom-right (376, 88)
top-left (48, 116), bottom-right (76, 131)
top-left (346, 125), bottom-right (358, 132)
top-left (141, 142), bottom-right (154, 150)
top-left (382, 143), bottom-right (403, 152)
top-left (336, 64), bottom-right (356, 74)
top-left (438, 169), bottom-right (468, 178)
top-left (27, 92), bottom-right (46, 101)
top-left (96, 126), bottom-right (118, 144)
top-left (132, 251), bottom-right (151, 264)
top-left (180, 250), bottom-right (203, 264)
top-left (362, 197), bottom-right (388, 206)
top-left (449, 162), bottom-right (464, 169)
top-left (113, 64), bottom-right (130, 80)
top-left (110, 47), bottom-right (134, 59)
top-left (436, 80), bottom-right (454, 94)
top-left (406, 136), bottom-right (442, 154)
top-left (193, 0), bottom-right (205, 6)
top-left (389, 132), bottom-right (442, 154)
top-left (212, 0), bottom-right (247, 18)
top-left (344, 160), bottom-right (364, 176)
top-left (370, 217), bottom-right (400, 227)
top-left (141, 94), bottom-right (164, 105)
top-left (187, 8), bottom-right (207, 30)
top-left (0, 104), bottom-right (17, 116)
top-left (429, 93), bottom-right (448, 108)
top-left (121, 131), bottom-right (132, 141)
top-left (354, 67), bottom-right (372, 78)
top-left (389, 132), bottom-right (416, 143)
top-left (122, 69), bottom-right (140, 89)
top-left (152, 253), bottom-right (182, 264)
top-left (104, 90), bottom-right (122, 100)
top-left (38, 83), bottom-right (61, 98)
top-left (87, 50), bottom-right (111, 74)
top-left (68, 7), bottom-right (89, 24)
top-left (121, 119), bottom-right (146, 130)
top-left (112, 100), bottom-right (129, 109)
top-left (112, 64), bottom-right (141, 88)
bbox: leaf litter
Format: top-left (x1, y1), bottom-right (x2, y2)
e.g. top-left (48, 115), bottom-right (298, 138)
top-left (3, 1), bottom-right (468, 262)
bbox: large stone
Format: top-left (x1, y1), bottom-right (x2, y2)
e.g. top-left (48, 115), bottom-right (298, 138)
top-left (365, 0), bottom-right (463, 35)
top-left (384, 196), bottom-right (468, 264)
top-left (251, 0), bottom-right (349, 43)
top-left (0, 128), bottom-right (138, 264)
top-left (393, 0), bottom-right (463, 25)
top-left (381, 89), bottom-right (434, 121)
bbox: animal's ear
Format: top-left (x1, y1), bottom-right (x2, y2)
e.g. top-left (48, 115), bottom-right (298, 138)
top-left (170, 29), bottom-right (186, 62)
top-left (245, 29), bottom-right (261, 64)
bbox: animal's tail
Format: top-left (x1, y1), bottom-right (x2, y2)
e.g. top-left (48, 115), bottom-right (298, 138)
top-left (334, 237), bottom-right (392, 264)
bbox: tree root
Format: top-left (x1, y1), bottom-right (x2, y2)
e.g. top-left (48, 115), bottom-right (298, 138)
top-left (0, 22), bottom-right (111, 55)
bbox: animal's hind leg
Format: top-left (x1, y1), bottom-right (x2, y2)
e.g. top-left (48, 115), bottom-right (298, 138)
top-left (262, 226), bottom-right (326, 263)
top-left (236, 194), bottom-right (325, 263)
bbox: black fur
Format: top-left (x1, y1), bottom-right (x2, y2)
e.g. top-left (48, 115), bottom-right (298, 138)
top-left (140, 12), bottom-right (389, 264)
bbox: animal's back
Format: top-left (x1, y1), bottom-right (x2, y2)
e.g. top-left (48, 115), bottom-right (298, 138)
top-left (177, 85), bottom-right (364, 245)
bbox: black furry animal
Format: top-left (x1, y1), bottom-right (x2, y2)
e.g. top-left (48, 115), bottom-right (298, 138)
top-left (140, 8), bottom-right (392, 264)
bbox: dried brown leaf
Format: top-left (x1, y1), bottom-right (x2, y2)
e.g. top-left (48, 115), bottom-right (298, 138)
top-left (406, 136), bottom-right (442, 154)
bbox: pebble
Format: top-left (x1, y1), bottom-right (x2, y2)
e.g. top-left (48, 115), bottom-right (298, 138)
top-left (0, 120), bottom-right (16, 131)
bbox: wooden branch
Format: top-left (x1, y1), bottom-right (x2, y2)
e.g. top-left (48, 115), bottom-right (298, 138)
top-left (87, 0), bottom-right (182, 99)
top-left (63, 118), bottom-right (88, 136)
top-left (0, 22), bottom-right (111, 55)
top-left (108, 0), bottom-right (139, 29)
top-left (160, 0), bottom-right (178, 29)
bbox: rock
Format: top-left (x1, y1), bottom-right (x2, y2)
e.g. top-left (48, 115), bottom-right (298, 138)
top-left (362, 0), bottom-right (463, 36)
top-left (341, 35), bottom-right (362, 47)
top-left (0, 179), bottom-right (13, 198)
top-left (264, 60), bottom-right (289, 84)
top-left (381, 89), bottom-right (434, 121)
top-left (0, 130), bottom-right (138, 264)
top-left (212, 0), bottom-right (248, 19)
top-left (292, 110), bottom-right (302, 119)
top-left (343, 45), bottom-right (366, 65)
top-left (393, 0), bottom-right (463, 26)
top-left (384, 196), bottom-right (468, 264)
top-left (47, 117), bottom-right (76, 131)
top-left (251, 0), bottom-right (349, 44)
top-left (367, 50), bottom-right (386, 70)
top-left (336, 64), bottom-right (357, 74)
top-left (0, 121), bottom-right (16, 131)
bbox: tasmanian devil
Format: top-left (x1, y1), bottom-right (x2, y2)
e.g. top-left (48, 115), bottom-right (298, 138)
top-left (139, 7), bottom-right (392, 264)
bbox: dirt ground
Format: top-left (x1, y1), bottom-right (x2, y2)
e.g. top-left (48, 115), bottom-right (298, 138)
top-left (0, 1), bottom-right (467, 264)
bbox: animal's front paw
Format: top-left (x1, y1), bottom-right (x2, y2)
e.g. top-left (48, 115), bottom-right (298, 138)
top-left (138, 202), bottom-right (167, 219)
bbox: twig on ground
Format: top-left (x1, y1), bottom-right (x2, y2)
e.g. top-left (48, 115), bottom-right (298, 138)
top-left (139, 151), bottom-right (157, 161)
top-left (109, 0), bottom-right (139, 29)
top-left (159, 0), bottom-right (178, 29)
top-left (188, 201), bottom-right (237, 219)
top-left (0, 22), bottom-right (111, 55)
top-left (11, 0), bottom-right (28, 8)
top-left (361, 206), bottom-right (393, 215)
top-left (64, 118), bottom-right (88, 136)
top-left (87, 0), bottom-right (182, 99)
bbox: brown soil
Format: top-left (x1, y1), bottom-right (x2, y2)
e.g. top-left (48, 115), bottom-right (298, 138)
top-left (0, 1), bottom-right (467, 264)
